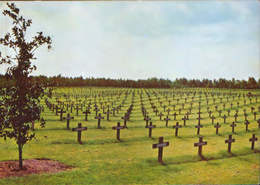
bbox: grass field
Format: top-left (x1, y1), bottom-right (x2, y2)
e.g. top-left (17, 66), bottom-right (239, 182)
top-left (0, 87), bottom-right (259, 185)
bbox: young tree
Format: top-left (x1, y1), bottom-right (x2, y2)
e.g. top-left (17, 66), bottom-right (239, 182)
top-left (0, 3), bottom-right (52, 169)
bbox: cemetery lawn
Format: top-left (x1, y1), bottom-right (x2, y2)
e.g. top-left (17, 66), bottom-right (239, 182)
top-left (0, 87), bottom-right (259, 185)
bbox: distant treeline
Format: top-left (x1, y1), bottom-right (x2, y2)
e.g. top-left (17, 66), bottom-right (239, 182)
top-left (0, 74), bottom-right (259, 89)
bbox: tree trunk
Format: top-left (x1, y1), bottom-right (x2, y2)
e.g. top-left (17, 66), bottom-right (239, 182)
top-left (18, 142), bottom-right (23, 169)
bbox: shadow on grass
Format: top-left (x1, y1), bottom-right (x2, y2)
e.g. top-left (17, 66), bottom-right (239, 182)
top-left (145, 148), bottom-right (260, 166)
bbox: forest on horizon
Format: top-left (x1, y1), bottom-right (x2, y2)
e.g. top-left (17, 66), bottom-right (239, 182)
top-left (0, 74), bottom-right (259, 89)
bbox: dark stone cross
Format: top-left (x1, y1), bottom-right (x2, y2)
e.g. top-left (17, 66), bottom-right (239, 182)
top-left (244, 113), bottom-right (248, 121)
top-left (112, 107), bottom-right (116, 116)
top-left (214, 122), bottom-right (221, 135)
top-left (223, 114), bottom-right (227, 124)
top-left (173, 112), bottom-right (177, 120)
top-left (198, 101), bottom-right (201, 109)
top-left (244, 120), bottom-right (250, 132)
top-left (95, 113), bottom-right (104, 129)
top-left (186, 112), bottom-right (190, 120)
top-left (55, 105), bottom-right (60, 116)
top-left (152, 137), bottom-right (169, 163)
top-left (225, 135), bottom-right (235, 153)
top-left (145, 121), bottom-right (156, 138)
top-left (72, 123), bottom-right (87, 144)
top-left (75, 105), bottom-right (81, 116)
top-left (251, 107), bottom-right (255, 114)
top-left (234, 113), bottom-right (238, 122)
top-left (178, 108), bottom-right (182, 115)
top-left (70, 104), bottom-right (74, 113)
top-left (208, 110), bottom-right (212, 118)
top-left (57, 108), bottom-right (66, 121)
top-left (83, 109), bottom-right (91, 121)
top-left (249, 134), bottom-right (258, 150)
top-left (167, 108), bottom-right (171, 115)
top-left (253, 112), bottom-right (257, 121)
top-left (218, 110), bottom-right (222, 117)
top-left (197, 116), bottom-right (202, 125)
top-left (164, 116), bottom-right (171, 127)
top-left (158, 112), bottom-right (164, 121)
top-left (154, 109), bottom-right (159, 116)
top-left (230, 122), bottom-right (237, 133)
top-left (94, 107), bottom-right (99, 116)
top-left (182, 116), bottom-right (187, 126)
top-left (173, 122), bottom-right (182, 136)
top-left (163, 105), bottom-right (167, 112)
top-left (112, 122), bottom-right (125, 141)
top-left (195, 124), bottom-right (203, 135)
top-left (105, 110), bottom-right (112, 121)
top-left (63, 113), bottom-right (74, 130)
top-left (121, 114), bottom-right (128, 128)
top-left (144, 116), bottom-right (151, 127)
top-left (194, 136), bottom-right (207, 157)
top-left (227, 109), bottom-right (231, 116)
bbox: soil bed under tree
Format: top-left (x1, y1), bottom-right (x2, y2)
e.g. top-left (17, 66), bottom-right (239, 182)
top-left (0, 158), bottom-right (72, 178)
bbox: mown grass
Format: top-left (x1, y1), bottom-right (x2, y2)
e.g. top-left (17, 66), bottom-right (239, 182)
top-left (0, 87), bottom-right (259, 185)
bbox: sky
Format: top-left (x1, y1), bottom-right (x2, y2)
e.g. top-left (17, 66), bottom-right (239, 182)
top-left (0, 1), bottom-right (259, 81)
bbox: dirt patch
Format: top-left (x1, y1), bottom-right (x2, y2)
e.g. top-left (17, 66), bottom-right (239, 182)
top-left (0, 158), bottom-right (72, 178)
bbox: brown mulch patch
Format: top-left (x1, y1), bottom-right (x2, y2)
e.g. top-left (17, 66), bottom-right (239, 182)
top-left (0, 158), bottom-right (73, 178)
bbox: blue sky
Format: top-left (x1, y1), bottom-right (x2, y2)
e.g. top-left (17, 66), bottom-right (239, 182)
top-left (0, 1), bottom-right (259, 80)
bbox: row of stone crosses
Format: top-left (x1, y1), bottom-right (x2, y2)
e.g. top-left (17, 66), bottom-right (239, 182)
top-left (43, 89), bottom-right (260, 135)
top-left (152, 134), bottom-right (258, 163)
top-left (45, 99), bottom-right (259, 163)
top-left (42, 89), bottom-right (260, 163)
top-left (44, 89), bottom-right (259, 121)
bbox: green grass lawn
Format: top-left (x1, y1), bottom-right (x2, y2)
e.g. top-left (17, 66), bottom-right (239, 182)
top-left (0, 87), bottom-right (259, 185)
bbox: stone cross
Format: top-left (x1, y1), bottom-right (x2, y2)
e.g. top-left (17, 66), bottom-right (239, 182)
top-left (57, 108), bottom-right (66, 121)
top-left (225, 135), bottom-right (235, 153)
top-left (249, 134), bottom-right (258, 150)
top-left (195, 124), bottom-right (203, 135)
top-left (173, 122), bottom-right (182, 136)
top-left (55, 105), bottom-right (59, 116)
top-left (106, 110), bottom-right (112, 121)
top-left (227, 109), bottom-right (231, 116)
top-left (95, 113), bottom-right (104, 129)
top-left (194, 136), bottom-right (207, 157)
top-left (72, 123), bottom-right (87, 144)
top-left (164, 116), bottom-right (171, 127)
top-left (83, 109), bottom-right (91, 121)
top-left (173, 112), bottom-right (177, 120)
top-left (253, 112), bottom-right (257, 121)
top-left (75, 105), bottom-right (81, 116)
top-left (218, 110), bottom-right (222, 117)
top-left (214, 122), bottom-right (221, 135)
top-left (182, 116), bottom-right (187, 126)
top-left (158, 112), bottom-right (164, 121)
top-left (223, 114), bottom-right (227, 124)
top-left (145, 121), bottom-right (156, 138)
top-left (244, 120), bottom-right (250, 132)
top-left (197, 116), bottom-right (202, 125)
top-left (244, 113), bottom-right (248, 120)
top-left (63, 113), bottom-right (74, 130)
top-left (208, 110), bottom-right (212, 118)
top-left (152, 137), bottom-right (169, 163)
top-left (121, 114), bottom-right (129, 128)
top-left (230, 122), bottom-right (237, 133)
top-left (112, 122), bottom-right (125, 141)
top-left (144, 116), bottom-right (151, 127)
top-left (234, 113), bottom-right (238, 122)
